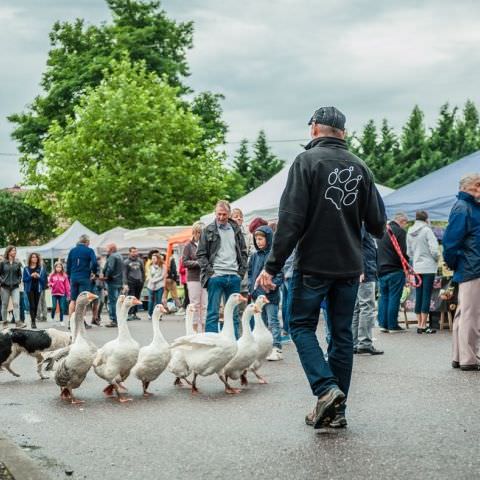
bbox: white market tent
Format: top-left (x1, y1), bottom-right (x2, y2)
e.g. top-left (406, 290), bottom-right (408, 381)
top-left (91, 225), bottom-right (188, 255)
top-left (201, 165), bottom-right (395, 224)
top-left (24, 220), bottom-right (97, 261)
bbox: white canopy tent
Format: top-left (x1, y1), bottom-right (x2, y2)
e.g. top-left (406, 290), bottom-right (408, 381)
top-left (24, 220), bottom-right (97, 261)
top-left (201, 166), bottom-right (395, 224)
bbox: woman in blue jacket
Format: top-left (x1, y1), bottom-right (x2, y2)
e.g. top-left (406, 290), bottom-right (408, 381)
top-left (23, 252), bottom-right (48, 329)
top-left (443, 173), bottom-right (480, 371)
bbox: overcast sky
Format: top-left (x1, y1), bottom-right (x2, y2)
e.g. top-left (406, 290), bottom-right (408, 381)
top-left (1, 0), bottom-right (480, 187)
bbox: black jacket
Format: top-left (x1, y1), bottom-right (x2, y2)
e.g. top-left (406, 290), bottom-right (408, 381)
top-left (0, 260), bottom-right (22, 289)
top-left (377, 221), bottom-right (409, 276)
top-left (103, 251), bottom-right (124, 287)
top-left (265, 137), bottom-right (386, 279)
top-left (197, 220), bottom-right (248, 288)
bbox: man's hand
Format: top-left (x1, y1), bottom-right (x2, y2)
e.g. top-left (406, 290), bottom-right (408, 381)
top-left (255, 270), bottom-right (277, 293)
top-left (359, 273), bottom-right (365, 283)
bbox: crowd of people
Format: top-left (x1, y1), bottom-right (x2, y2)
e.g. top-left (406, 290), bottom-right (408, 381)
top-left (0, 105), bottom-right (479, 431)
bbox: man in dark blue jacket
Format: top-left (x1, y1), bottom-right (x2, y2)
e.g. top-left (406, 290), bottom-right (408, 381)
top-left (257, 106), bottom-right (386, 430)
top-left (66, 234), bottom-right (98, 318)
top-left (352, 228), bottom-right (383, 355)
top-left (443, 173), bottom-right (480, 371)
top-left (248, 225), bottom-right (283, 361)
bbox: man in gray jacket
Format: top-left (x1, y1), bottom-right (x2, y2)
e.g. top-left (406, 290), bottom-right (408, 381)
top-left (102, 243), bottom-right (124, 327)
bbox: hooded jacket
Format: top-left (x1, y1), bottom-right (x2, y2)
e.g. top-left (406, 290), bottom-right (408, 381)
top-left (407, 220), bottom-right (439, 274)
top-left (248, 226), bottom-right (283, 304)
top-left (264, 137), bottom-right (386, 279)
top-left (443, 192), bottom-right (480, 283)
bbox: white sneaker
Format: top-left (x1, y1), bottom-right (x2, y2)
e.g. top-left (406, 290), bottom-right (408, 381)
top-left (266, 348), bottom-right (283, 361)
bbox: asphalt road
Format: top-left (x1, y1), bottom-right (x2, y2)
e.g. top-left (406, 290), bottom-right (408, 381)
top-left (1, 314), bottom-right (479, 480)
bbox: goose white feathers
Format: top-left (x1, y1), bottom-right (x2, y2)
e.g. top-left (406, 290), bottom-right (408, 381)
top-left (132, 304), bottom-right (171, 396)
top-left (249, 295), bottom-right (272, 384)
top-left (53, 291), bottom-right (98, 404)
top-left (93, 295), bottom-right (140, 402)
top-left (223, 302), bottom-right (258, 391)
top-left (170, 293), bottom-right (246, 394)
top-left (168, 303), bottom-right (195, 387)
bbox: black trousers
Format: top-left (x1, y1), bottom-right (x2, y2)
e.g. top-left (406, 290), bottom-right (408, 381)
top-left (28, 289), bottom-right (41, 323)
top-left (128, 281), bottom-right (143, 315)
top-left (182, 283), bottom-right (189, 309)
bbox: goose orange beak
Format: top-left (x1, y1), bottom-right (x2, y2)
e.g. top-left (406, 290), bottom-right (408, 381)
top-left (132, 298), bottom-right (143, 306)
top-left (87, 292), bottom-right (98, 302)
top-left (239, 295), bottom-right (248, 303)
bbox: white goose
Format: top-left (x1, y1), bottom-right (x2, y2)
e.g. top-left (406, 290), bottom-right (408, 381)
top-left (53, 291), bottom-right (98, 404)
top-left (169, 293), bottom-right (246, 394)
top-left (132, 304), bottom-right (171, 396)
top-left (93, 295), bottom-right (141, 402)
top-left (168, 303), bottom-right (195, 387)
top-left (248, 295), bottom-right (272, 384)
top-left (223, 302), bottom-right (258, 392)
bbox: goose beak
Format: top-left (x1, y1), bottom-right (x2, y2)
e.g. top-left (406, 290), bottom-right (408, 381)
top-left (263, 297), bottom-right (270, 304)
top-left (159, 305), bottom-right (168, 314)
top-left (87, 292), bottom-right (98, 302)
top-left (132, 298), bottom-right (143, 306)
top-left (238, 295), bottom-right (248, 303)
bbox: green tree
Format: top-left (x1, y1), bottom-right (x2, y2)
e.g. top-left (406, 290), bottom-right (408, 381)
top-left (394, 105), bottom-right (427, 187)
top-left (357, 119), bottom-right (378, 172)
top-left (231, 138), bottom-right (251, 195)
top-left (455, 99), bottom-right (480, 158)
top-left (9, 0), bottom-right (195, 172)
top-left (375, 119), bottom-right (400, 187)
top-left (0, 192), bottom-right (56, 246)
top-left (248, 131), bottom-right (284, 191)
top-left (27, 58), bottom-right (233, 231)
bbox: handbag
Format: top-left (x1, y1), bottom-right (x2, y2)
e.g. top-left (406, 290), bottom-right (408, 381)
top-left (386, 224), bottom-right (422, 288)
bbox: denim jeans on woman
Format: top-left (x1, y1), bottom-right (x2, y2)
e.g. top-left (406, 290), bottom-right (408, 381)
top-left (1, 287), bottom-right (20, 324)
top-left (414, 273), bottom-right (435, 314)
top-left (51, 295), bottom-right (68, 322)
top-left (148, 288), bottom-right (164, 317)
top-left (289, 271), bottom-right (359, 406)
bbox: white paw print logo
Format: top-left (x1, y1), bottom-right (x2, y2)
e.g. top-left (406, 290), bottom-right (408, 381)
top-left (325, 167), bottom-right (362, 210)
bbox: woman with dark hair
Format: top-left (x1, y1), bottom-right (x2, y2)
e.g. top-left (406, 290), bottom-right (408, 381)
top-left (23, 252), bottom-right (48, 328)
top-left (407, 210), bottom-right (440, 334)
top-left (0, 246), bottom-right (23, 327)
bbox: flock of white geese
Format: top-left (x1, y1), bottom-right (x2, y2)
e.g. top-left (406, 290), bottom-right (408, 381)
top-left (43, 291), bottom-right (273, 404)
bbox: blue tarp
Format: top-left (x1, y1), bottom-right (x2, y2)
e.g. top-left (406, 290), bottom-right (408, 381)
top-left (383, 151), bottom-right (480, 221)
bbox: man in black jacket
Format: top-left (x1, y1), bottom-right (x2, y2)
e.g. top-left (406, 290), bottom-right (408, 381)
top-left (102, 243), bottom-right (124, 327)
top-left (257, 106), bottom-right (386, 429)
top-left (197, 200), bottom-right (247, 336)
top-left (123, 247), bottom-right (145, 320)
top-left (377, 212), bottom-right (409, 333)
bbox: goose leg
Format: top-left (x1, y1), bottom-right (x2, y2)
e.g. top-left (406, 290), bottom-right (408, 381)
top-left (191, 373), bottom-right (199, 395)
top-left (142, 381), bottom-right (152, 397)
top-left (114, 384), bottom-right (132, 403)
top-left (103, 384), bottom-right (115, 397)
top-left (69, 390), bottom-right (85, 405)
top-left (174, 377), bottom-right (184, 387)
top-left (117, 381), bottom-right (128, 392)
top-left (219, 374), bottom-right (241, 394)
top-left (240, 371), bottom-right (248, 386)
top-left (253, 370), bottom-right (268, 384)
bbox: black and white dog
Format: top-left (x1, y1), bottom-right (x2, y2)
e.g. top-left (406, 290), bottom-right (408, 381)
top-left (0, 327), bottom-right (71, 379)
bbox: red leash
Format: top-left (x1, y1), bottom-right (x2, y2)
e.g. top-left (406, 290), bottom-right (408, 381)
top-left (386, 224), bottom-right (422, 288)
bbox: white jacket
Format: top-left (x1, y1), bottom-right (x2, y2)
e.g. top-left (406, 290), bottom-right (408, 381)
top-left (407, 221), bottom-right (440, 274)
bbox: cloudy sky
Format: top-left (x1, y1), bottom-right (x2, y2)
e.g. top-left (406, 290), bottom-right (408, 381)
top-left (1, 0), bottom-right (480, 187)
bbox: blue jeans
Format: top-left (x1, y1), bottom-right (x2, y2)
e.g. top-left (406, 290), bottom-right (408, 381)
top-left (281, 280), bottom-right (291, 334)
top-left (289, 271), bottom-right (359, 404)
top-left (148, 288), bottom-right (164, 317)
top-left (414, 274), bottom-right (435, 314)
top-left (107, 284), bottom-right (122, 324)
top-left (262, 303), bottom-right (281, 349)
top-left (51, 295), bottom-right (68, 321)
top-left (206, 275), bottom-right (241, 338)
top-left (378, 271), bottom-right (406, 329)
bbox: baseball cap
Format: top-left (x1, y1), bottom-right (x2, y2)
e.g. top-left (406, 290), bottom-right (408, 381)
top-left (308, 106), bottom-right (346, 130)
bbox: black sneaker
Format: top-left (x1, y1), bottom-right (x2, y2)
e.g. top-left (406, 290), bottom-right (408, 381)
top-left (305, 387), bottom-right (345, 429)
top-left (451, 361), bottom-right (460, 369)
top-left (388, 326), bottom-right (406, 333)
top-left (460, 364), bottom-right (480, 371)
top-left (329, 413), bottom-right (348, 429)
top-left (356, 346), bottom-right (384, 355)
top-left (379, 327), bottom-right (389, 333)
